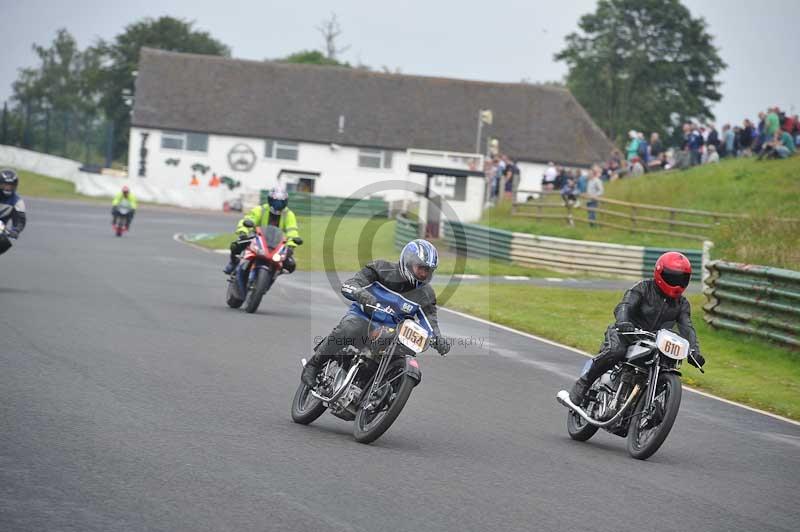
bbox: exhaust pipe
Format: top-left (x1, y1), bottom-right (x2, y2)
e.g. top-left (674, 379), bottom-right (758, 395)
top-left (556, 384), bottom-right (641, 427)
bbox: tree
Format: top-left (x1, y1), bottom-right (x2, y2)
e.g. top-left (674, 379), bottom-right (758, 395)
top-left (94, 16), bottom-right (231, 159)
top-left (555, 0), bottom-right (726, 145)
top-left (280, 50), bottom-right (349, 67)
top-left (317, 13), bottom-right (350, 61)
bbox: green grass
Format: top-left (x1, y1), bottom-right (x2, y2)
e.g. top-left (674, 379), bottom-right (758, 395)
top-left (485, 157), bottom-right (800, 268)
top-left (186, 217), bottom-right (568, 278)
top-left (444, 283), bottom-right (800, 420)
top-left (16, 169), bottom-right (96, 200)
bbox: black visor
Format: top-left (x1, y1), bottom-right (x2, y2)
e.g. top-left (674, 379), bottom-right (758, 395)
top-left (662, 268), bottom-right (691, 288)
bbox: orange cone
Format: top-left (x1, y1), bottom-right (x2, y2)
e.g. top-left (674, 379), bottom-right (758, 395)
top-left (190, 174), bottom-right (199, 186)
top-left (209, 173), bottom-right (220, 187)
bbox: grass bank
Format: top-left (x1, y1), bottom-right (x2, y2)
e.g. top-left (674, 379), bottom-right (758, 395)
top-left (16, 169), bottom-right (98, 201)
top-left (186, 216), bottom-right (565, 278)
top-left (484, 157), bottom-right (800, 268)
top-left (444, 283), bottom-right (799, 420)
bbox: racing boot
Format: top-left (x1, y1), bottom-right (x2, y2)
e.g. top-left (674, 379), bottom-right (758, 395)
top-left (569, 377), bottom-right (591, 406)
top-left (223, 260), bottom-right (237, 275)
top-left (301, 356), bottom-right (322, 388)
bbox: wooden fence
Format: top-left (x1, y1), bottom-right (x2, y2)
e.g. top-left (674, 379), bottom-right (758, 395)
top-left (511, 191), bottom-right (797, 241)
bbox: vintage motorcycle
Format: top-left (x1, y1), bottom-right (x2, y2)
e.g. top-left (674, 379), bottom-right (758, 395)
top-left (291, 288), bottom-right (435, 444)
top-left (225, 219), bottom-right (301, 313)
top-left (557, 328), bottom-right (704, 460)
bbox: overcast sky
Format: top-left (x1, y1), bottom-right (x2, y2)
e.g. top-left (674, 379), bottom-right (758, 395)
top-left (1, 0), bottom-right (798, 128)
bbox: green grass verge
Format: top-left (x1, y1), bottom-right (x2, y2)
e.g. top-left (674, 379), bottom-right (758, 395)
top-left (484, 156), bottom-right (800, 268)
top-left (186, 216), bottom-right (568, 278)
top-left (443, 283), bottom-right (799, 420)
top-left (16, 169), bottom-right (99, 200)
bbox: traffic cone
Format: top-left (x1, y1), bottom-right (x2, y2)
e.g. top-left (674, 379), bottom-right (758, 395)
top-left (190, 174), bottom-right (199, 186)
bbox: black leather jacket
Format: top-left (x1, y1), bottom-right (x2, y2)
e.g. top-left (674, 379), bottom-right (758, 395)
top-left (341, 260), bottom-right (442, 337)
top-left (614, 279), bottom-right (700, 354)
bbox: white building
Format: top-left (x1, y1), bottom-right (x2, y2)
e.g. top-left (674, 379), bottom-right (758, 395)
top-left (129, 49), bottom-right (612, 222)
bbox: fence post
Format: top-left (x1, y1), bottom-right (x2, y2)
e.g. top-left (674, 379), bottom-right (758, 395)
top-left (701, 240), bottom-right (714, 285)
top-left (104, 121), bottom-right (115, 169)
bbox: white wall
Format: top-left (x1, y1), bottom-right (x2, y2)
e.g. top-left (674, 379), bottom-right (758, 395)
top-left (128, 127), bottom-right (486, 221)
top-left (515, 161), bottom-right (547, 201)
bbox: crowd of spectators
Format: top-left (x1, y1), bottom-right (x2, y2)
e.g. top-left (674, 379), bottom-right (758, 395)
top-left (537, 105), bottom-right (799, 226)
top-left (485, 149), bottom-right (521, 203)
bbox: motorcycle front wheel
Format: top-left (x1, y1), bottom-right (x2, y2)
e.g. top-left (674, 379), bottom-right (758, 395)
top-left (291, 381), bottom-right (327, 425)
top-left (244, 268), bottom-right (272, 313)
top-left (627, 372), bottom-right (682, 460)
top-left (353, 361), bottom-right (415, 444)
top-left (566, 407), bottom-right (599, 441)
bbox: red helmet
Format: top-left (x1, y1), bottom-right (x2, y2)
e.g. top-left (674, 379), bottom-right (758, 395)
top-left (654, 251), bottom-right (692, 299)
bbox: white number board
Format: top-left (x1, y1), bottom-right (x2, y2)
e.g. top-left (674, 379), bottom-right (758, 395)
top-left (656, 329), bottom-right (690, 360)
top-left (397, 319), bottom-right (429, 353)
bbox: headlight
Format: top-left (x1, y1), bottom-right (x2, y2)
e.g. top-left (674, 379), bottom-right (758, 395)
top-left (272, 252), bottom-right (282, 261)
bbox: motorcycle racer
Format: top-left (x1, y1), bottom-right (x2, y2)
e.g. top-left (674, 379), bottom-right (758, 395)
top-left (0, 169), bottom-right (26, 256)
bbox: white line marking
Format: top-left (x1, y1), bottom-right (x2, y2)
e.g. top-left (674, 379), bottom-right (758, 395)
top-left (439, 306), bottom-right (800, 427)
top-left (503, 276), bottom-right (530, 281)
top-left (455, 274), bottom-right (481, 280)
top-left (545, 277), bottom-right (565, 282)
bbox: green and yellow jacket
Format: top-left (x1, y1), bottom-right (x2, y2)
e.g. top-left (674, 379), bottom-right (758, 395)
top-left (236, 205), bottom-right (300, 247)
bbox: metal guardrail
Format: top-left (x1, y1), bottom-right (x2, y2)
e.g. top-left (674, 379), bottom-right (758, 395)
top-left (440, 220), bottom-right (703, 278)
top-left (703, 261), bottom-right (800, 347)
top-left (259, 190), bottom-right (388, 218)
top-left (394, 215), bottom-right (419, 249)
top-left (511, 191), bottom-right (799, 242)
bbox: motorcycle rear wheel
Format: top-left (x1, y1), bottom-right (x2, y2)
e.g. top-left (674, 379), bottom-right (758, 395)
top-left (353, 362), bottom-right (415, 444)
top-left (627, 372), bottom-right (682, 460)
top-left (291, 381), bottom-right (327, 425)
top-left (244, 268), bottom-right (272, 313)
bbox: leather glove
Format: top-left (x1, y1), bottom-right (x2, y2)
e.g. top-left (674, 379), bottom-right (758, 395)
top-left (688, 350), bottom-right (705, 368)
top-left (433, 336), bottom-right (450, 356)
top-left (616, 321), bottom-right (636, 333)
top-left (6, 229), bottom-right (19, 239)
top-left (356, 289), bottom-right (378, 311)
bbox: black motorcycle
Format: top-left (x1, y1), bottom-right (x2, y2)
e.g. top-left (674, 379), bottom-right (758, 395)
top-left (557, 328), bottom-right (704, 460)
top-left (291, 303), bottom-right (431, 444)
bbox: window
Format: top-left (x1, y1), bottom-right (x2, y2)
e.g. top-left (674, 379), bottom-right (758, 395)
top-left (265, 139), bottom-right (299, 160)
top-left (358, 148), bottom-right (393, 169)
top-left (161, 131), bottom-right (208, 153)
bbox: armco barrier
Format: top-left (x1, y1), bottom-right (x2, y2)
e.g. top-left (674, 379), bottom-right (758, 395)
top-left (441, 221), bottom-right (704, 278)
top-left (260, 190), bottom-right (388, 218)
top-left (394, 215), bottom-right (420, 249)
top-left (703, 261), bottom-right (800, 347)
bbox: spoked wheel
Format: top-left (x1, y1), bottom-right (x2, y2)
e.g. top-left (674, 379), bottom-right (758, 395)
top-left (567, 405), bottom-right (599, 441)
top-left (627, 372), bottom-right (682, 460)
top-left (353, 360), bottom-right (415, 444)
top-left (291, 381), bottom-right (327, 425)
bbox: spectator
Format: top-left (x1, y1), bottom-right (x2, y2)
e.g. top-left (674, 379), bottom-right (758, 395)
top-left (560, 174), bottom-right (579, 207)
top-left (626, 130), bottom-right (640, 161)
top-left (706, 144), bottom-right (720, 163)
top-left (706, 124), bottom-right (720, 152)
top-left (765, 107), bottom-right (781, 138)
top-left (741, 119), bottom-right (755, 155)
top-left (687, 123), bottom-right (704, 166)
top-left (721, 124), bottom-right (735, 157)
top-left (629, 156), bottom-right (645, 176)
top-left (758, 130), bottom-right (795, 159)
top-left (577, 169), bottom-right (588, 194)
top-left (637, 132), bottom-right (649, 165)
top-left (501, 165), bottom-right (514, 201)
top-left (586, 164), bottom-right (604, 228)
top-left (649, 132), bottom-right (663, 160)
top-left (542, 161), bottom-right (557, 191)
top-left (554, 166), bottom-right (568, 190)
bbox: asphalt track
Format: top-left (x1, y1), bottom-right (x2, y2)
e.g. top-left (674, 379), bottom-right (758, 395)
top-left (1, 198), bottom-right (798, 532)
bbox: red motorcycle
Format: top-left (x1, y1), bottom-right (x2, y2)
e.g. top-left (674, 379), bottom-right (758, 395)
top-left (112, 205), bottom-right (132, 237)
top-left (226, 220), bottom-right (301, 313)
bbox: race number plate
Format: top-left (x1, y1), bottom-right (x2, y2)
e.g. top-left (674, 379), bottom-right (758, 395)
top-left (656, 329), bottom-right (690, 360)
top-left (397, 320), bottom-right (429, 354)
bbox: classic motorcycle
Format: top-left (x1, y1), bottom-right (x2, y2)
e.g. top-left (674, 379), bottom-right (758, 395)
top-left (226, 219), bottom-right (302, 313)
top-left (291, 289), bottom-right (434, 444)
top-left (556, 328), bottom-right (704, 460)
top-left (112, 205), bottom-right (131, 237)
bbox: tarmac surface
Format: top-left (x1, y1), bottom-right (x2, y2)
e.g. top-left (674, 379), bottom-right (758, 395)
top-left (1, 198), bottom-right (798, 531)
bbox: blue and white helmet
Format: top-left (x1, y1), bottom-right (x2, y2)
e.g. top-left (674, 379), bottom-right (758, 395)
top-left (399, 239), bottom-right (438, 286)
